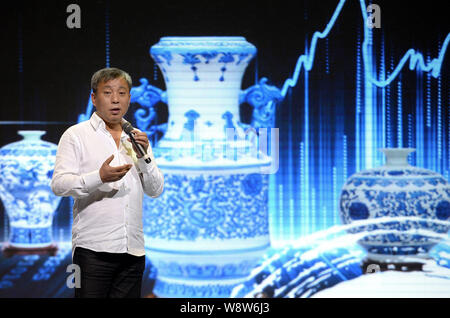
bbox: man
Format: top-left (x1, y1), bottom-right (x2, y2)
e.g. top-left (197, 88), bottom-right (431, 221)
top-left (51, 67), bottom-right (164, 298)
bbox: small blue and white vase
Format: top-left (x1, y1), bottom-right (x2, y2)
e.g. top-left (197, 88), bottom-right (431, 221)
top-left (339, 148), bottom-right (450, 263)
top-left (0, 131), bottom-right (61, 248)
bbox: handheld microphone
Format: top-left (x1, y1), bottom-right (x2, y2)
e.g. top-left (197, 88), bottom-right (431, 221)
top-left (121, 119), bottom-right (152, 164)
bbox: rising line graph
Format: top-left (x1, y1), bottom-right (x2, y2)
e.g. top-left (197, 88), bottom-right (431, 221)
top-left (279, 0), bottom-right (449, 96)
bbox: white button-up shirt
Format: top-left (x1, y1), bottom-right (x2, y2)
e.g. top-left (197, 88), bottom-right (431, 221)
top-left (51, 112), bottom-right (164, 257)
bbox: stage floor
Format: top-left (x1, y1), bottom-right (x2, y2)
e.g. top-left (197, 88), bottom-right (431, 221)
top-left (1, 240), bottom-right (449, 298)
top-left (0, 242), bottom-right (156, 298)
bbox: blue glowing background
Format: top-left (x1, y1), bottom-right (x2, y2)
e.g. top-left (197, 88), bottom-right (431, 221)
top-left (270, 0), bottom-right (449, 244)
top-left (0, 0), bottom-right (448, 297)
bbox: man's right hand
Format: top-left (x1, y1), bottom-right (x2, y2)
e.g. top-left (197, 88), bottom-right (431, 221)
top-left (99, 154), bottom-right (132, 183)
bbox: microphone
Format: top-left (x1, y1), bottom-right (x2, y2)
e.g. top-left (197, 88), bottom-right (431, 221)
top-left (121, 119), bottom-right (152, 164)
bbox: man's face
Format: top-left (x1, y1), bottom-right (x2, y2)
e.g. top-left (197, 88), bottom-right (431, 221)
top-left (91, 77), bottom-right (131, 126)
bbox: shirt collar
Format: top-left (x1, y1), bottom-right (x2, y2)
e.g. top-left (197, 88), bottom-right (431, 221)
top-left (90, 112), bottom-right (106, 131)
top-left (89, 112), bottom-right (128, 140)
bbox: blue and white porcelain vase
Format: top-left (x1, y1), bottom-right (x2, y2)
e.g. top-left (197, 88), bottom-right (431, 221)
top-left (339, 148), bottom-right (450, 262)
top-left (0, 131), bottom-right (61, 248)
top-left (142, 37), bottom-right (273, 297)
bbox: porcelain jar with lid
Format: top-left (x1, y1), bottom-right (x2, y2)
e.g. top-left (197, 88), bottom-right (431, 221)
top-left (339, 148), bottom-right (450, 262)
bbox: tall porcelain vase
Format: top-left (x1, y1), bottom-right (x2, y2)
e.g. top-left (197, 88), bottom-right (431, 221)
top-left (0, 131), bottom-right (61, 250)
top-left (143, 37), bottom-right (272, 297)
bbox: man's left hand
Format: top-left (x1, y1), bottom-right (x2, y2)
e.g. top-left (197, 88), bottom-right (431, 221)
top-left (128, 130), bottom-right (149, 158)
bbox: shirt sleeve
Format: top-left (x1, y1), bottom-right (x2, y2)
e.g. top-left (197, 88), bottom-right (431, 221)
top-left (51, 129), bottom-right (103, 198)
top-left (135, 144), bottom-right (164, 198)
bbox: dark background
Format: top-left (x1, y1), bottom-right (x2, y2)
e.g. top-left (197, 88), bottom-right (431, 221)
top-left (1, 0), bottom-right (448, 129)
top-left (0, 0), bottom-right (448, 297)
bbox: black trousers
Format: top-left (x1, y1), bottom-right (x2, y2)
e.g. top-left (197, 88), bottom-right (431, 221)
top-left (72, 247), bottom-right (145, 298)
